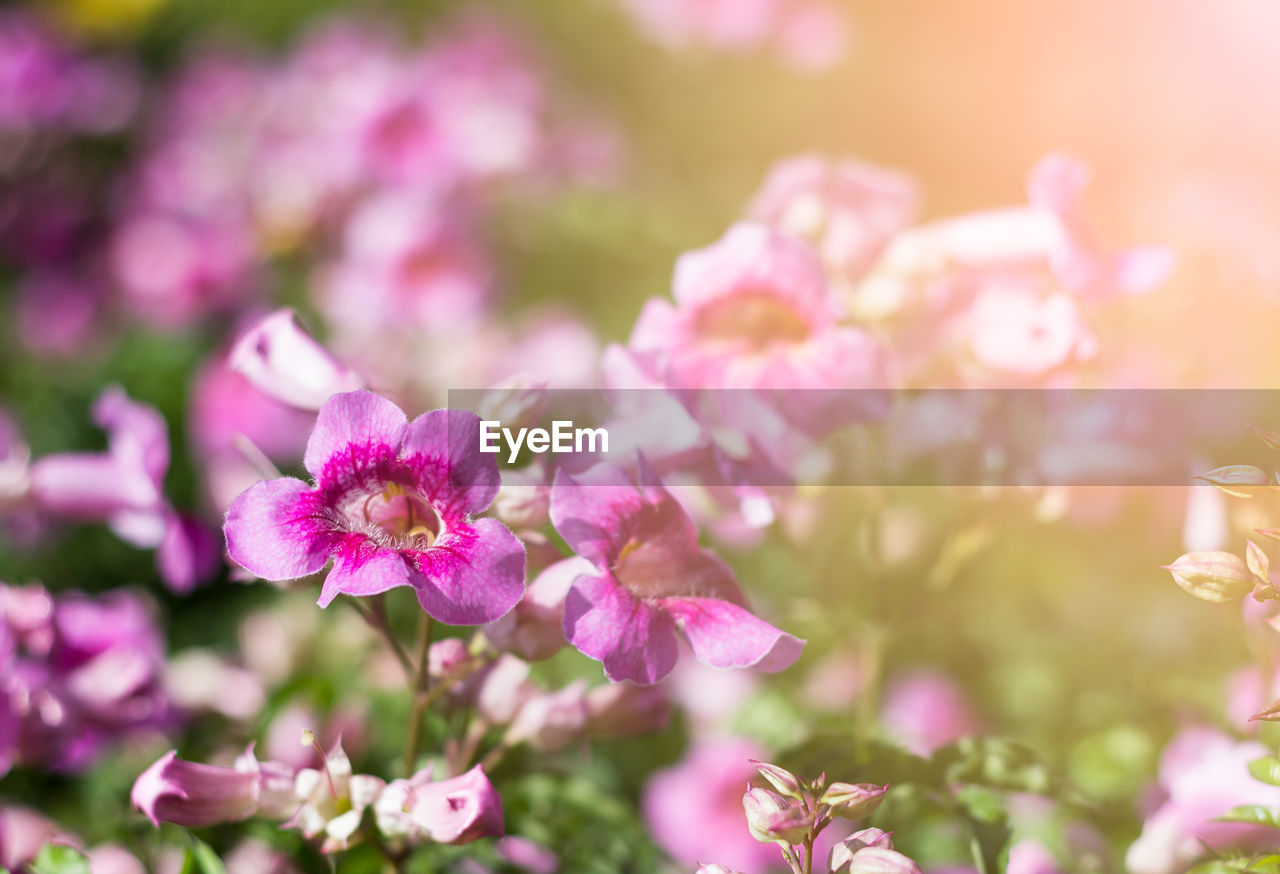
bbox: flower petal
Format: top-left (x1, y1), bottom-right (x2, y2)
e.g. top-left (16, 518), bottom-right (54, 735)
top-left (407, 517), bottom-right (526, 625)
top-left (303, 390), bottom-right (408, 483)
top-left (318, 540), bottom-right (412, 608)
top-left (563, 572), bottom-right (679, 684)
top-left (401, 408), bottom-right (499, 518)
top-left (225, 477), bottom-right (329, 581)
top-left (660, 596), bottom-right (804, 672)
top-left (550, 465), bottom-right (648, 567)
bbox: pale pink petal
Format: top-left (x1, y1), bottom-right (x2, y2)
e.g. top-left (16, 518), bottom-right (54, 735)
top-left (660, 596), bottom-right (803, 672)
top-left (407, 517), bottom-right (526, 625)
top-left (563, 572), bottom-right (679, 684)
top-left (224, 477), bottom-right (329, 581)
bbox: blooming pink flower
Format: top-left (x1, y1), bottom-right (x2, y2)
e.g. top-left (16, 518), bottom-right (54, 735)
top-left (224, 390), bottom-right (526, 625)
top-left (629, 223), bottom-right (885, 392)
top-left (1126, 726), bottom-right (1280, 874)
top-left (551, 460), bottom-right (802, 684)
top-left (132, 745), bottom-right (296, 828)
top-left (375, 764), bottom-right (504, 845)
top-left (748, 155), bottom-right (916, 279)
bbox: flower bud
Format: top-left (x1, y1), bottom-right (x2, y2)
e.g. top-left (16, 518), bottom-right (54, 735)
top-left (131, 747), bottom-right (291, 828)
top-left (831, 846), bottom-right (923, 874)
top-left (829, 828), bottom-right (895, 870)
top-left (821, 782), bottom-right (888, 820)
top-left (379, 764), bottom-right (504, 845)
top-left (229, 308), bottom-right (362, 412)
top-left (1195, 465), bottom-right (1269, 498)
top-left (1164, 551), bottom-right (1255, 603)
top-left (742, 787), bottom-right (809, 844)
top-left (749, 759), bottom-right (804, 798)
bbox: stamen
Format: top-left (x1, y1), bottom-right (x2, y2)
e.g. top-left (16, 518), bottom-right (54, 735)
top-left (302, 729), bottom-right (340, 799)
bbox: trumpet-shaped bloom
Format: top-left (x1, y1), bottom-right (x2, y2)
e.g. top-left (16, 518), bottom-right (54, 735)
top-left (550, 460), bottom-right (802, 684)
top-left (224, 390), bottom-right (525, 625)
top-left (629, 223), bottom-right (885, 393)
top-left (228, 308), bottom-right (363, 412)
top-left (375, 764), bottom-right (504, 845)
top-left (131, 746), bottom-right (296, 828)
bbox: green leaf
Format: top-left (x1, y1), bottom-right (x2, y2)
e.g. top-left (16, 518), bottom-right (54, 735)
top-left (1217, 805), bottom-right (1280, 829)
top-left (179, 840), bottom-right (227, 874)
top-left (1250, 757), bottom-right (1280, 787)
top-left (29, 845), bottom-right (91, 874)
top-left (952, 784), bottom-right (1012, 874)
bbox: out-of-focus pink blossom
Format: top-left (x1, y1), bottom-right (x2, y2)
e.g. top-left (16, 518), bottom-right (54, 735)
top-left (505, 680), bottom-right (589, 752)
top-left (164, 650), bottom-right (266, 723)
top-left (484, 556), bottom-right (586, 661)
top-left (497, 835), bottom-right (558, 873)
top-left (630, 223), bottom-right (885, 392)
top-left (29, 386), bottom-right (217, 592)
top-left (749, 155), bottom-right (915, 279)
top-left (1126, 726), bottom-right (1280, 874)
top-left (318, 191), bottom-right (492, 337)
top-left (585, 680), bottom-right (672, 739)
top-left (188, 350), bottom-right (314, 513)
top-left (881, 669), bottom-right (981, 755)
top-left (643, 738), bottom-right (780, 872)
top-left (13, 270), bottom-right (103, 358)
top-left (132, 745), bottom-right (296, 828)
top-left (229, 308), bottom-right (363, 412)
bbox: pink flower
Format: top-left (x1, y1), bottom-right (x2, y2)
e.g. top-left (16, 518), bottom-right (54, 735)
top-left (29, 386), bottom-right (217, 592)
top-left (318, 191), bottom-right (491, 337)
top-left (881, 669), bottom-right (981, 756)
top-left (643, 738), bottom-right (779, 872)
top-left (132, 745), bottom-right (296, 828)
top-left (630, 223), bottom-right (884, 392)
top-left (550, 460), bottom-right (803, 684)
top-left (375, 764), bottom-right (504, 845)
top-left (1127, 726), bottom-right (1280, 874)
top-left (748, 155), bottom-right (916, 278)
top-left (224, 390), bottom-right (526, 625)
top-left (963, 287), bottom-right (1096, 377)
top-left (484, 556), bottom-right (587, 661)
top-left (229, 308), bottom-right (363, 412)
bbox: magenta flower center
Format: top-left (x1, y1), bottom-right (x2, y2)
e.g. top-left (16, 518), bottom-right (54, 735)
top-left (693, 291), bottom-right (810, 350)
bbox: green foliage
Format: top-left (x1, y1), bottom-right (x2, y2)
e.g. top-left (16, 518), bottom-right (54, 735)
top-left (29, 845), bottom-right (91, 874)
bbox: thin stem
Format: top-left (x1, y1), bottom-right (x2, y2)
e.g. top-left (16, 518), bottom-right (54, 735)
top-left (348, 596), bottom-right (414, 680)
top-left (402, 612), bottom-right (433, 776)
top-left (802, 835), bottom-right (814, 874)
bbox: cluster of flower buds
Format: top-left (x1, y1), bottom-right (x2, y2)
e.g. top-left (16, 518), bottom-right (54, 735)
top-left (697, 760), bottom-right (919, 874)
top-left (0, 581), bottom-right (174, 774)
top-left (132, 736), bottom-right (504, 856)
